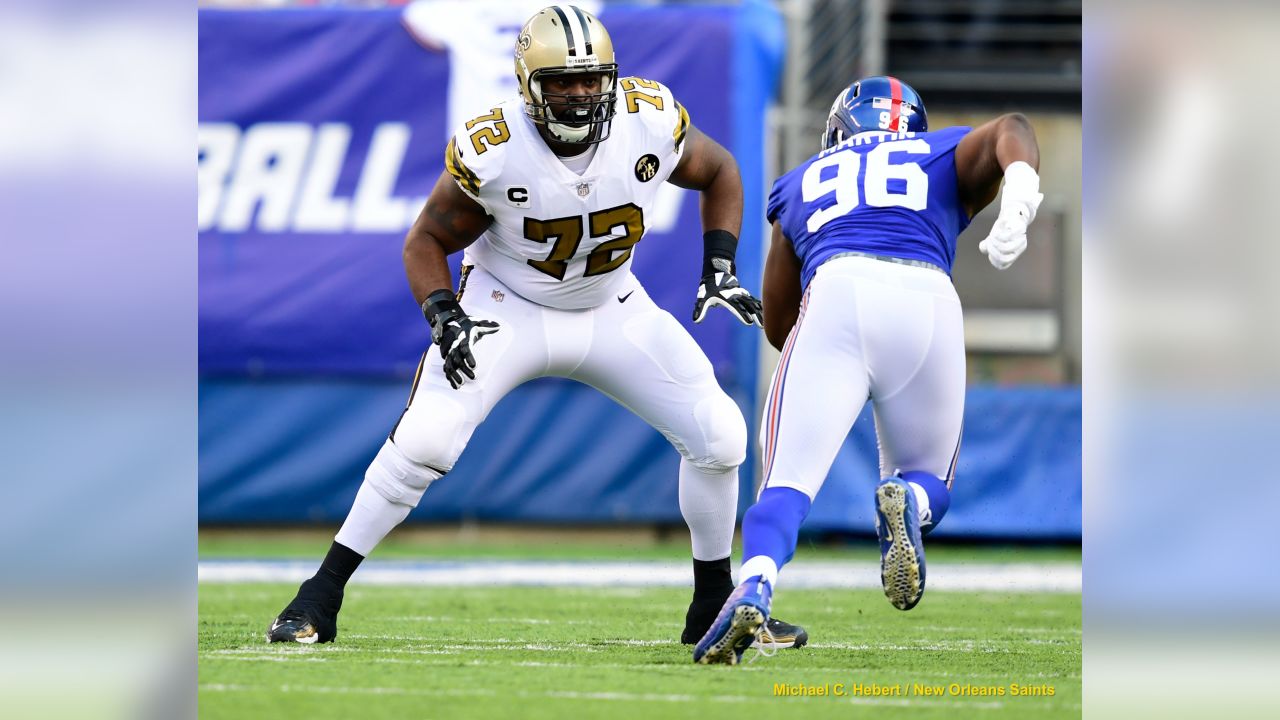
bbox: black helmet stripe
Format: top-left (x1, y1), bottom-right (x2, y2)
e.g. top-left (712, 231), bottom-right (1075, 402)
top-left (550, 5), bottom-right (582, 57)
top-left (570, 5), bottom-right (594, 56)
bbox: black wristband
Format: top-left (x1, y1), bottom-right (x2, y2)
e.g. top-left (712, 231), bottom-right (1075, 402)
top-left (702, 229), bottom-right (738, 276)
top-left (421, 288), bottom-right (462, 329)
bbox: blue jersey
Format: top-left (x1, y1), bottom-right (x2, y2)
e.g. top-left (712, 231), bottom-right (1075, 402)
top-left (767, 126), bottom-right (973, 288)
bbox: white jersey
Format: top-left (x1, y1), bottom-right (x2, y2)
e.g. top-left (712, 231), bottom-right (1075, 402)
top-left (444, 77), bottom-right (690, 309)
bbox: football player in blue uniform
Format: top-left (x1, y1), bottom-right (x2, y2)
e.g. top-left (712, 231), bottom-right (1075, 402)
top-left (694, 76), bottom-right (1043, 664)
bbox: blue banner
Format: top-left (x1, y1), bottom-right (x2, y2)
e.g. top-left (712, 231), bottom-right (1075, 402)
top-left (199, 6), bottom-right (750, 380)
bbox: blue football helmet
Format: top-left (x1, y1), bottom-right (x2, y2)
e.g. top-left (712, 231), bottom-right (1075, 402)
top-left (822, 76), bottom-right (928, 150)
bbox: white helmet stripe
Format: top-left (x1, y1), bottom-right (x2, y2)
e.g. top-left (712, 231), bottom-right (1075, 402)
top-left (570, 5), bottom-right (594, 56)
top-left (548, 6), bottom-right (577, 56)
top-left (552, 4), bottom-right (588, 57)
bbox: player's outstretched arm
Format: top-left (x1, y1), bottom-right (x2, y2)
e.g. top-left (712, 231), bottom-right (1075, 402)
top-left (669, 126), bottom-right (763, 327)
top-left (761, 222), bottom-right (802, 351)
top-left (405, 170), bottom-right (498, 389)
top-left (955, 114), bottom-right (1044, 270)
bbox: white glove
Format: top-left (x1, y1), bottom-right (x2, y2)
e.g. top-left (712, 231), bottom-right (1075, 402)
top-left (978, 161), bottom-right (1043, 270)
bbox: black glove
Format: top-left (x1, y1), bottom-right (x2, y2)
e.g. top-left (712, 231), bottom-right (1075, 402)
top-left (693, 257), bottom-right (764, 326)
top-left (421, 289), bottom-right (500, 389)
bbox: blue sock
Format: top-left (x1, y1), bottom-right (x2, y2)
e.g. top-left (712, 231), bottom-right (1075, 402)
top-left (898, 470), bottom-right (951, 535)
top-left (741, 487), bottom-right (812, 576)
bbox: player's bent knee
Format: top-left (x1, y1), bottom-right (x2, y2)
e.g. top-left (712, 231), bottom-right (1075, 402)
top-left (899, 470), bottom-right (951, 535)
top-left (688, 393), bottom-right (748, 472)
top-left (391, 391), bottom-right (471, 473)
top-left (365, 439), bottom-right (444, 507)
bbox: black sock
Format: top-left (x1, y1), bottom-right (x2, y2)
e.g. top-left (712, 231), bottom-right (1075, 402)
top-left (316, 541), bottom-right (365, 588)
top-left (692, 556), bottom-right (734, 600)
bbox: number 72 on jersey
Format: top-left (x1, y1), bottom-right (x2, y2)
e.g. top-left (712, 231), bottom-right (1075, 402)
top-left (524, 204), bottom-right (645, 281)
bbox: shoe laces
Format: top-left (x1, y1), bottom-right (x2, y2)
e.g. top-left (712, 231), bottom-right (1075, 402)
top-left (748, 622), bottom-right (779, 664)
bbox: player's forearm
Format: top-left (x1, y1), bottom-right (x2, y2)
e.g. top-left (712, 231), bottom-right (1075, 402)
top-left (403, 231), bottom-right (456, 306)
top-left (994, 113), bottom-right (1040, 172)
top-left (761, 274), bottom-right (800, 350)
top-left (762, 304), bottom-right (797, 352)
top-left (761, 225), bottom-right (802, 350)
top-left (696, 153), bottom-right (744, 278)
top-left (697, 155), bottom-right (743, 240)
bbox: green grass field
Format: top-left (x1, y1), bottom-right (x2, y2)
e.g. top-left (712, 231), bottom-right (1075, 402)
top-left (199, 531), bottom-right (1080, 719)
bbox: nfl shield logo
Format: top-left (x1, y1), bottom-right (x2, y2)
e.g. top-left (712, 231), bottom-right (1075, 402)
top-left (491, 290), bottom-right (505, 303)
top-left (576, 182), bottom-right (591, 197)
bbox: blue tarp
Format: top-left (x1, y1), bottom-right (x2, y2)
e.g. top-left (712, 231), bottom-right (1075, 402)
top-left (200, 378), bottom-right (1081, 539)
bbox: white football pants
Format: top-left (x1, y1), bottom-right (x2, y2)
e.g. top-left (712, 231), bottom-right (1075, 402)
top-left (337, 266), bottom-right (745, 561)
top-left (759, 255), bottom-right (965, 499)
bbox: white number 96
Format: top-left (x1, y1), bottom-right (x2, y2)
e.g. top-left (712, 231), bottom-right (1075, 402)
top-left (801, 139), bottom-right (931, 233)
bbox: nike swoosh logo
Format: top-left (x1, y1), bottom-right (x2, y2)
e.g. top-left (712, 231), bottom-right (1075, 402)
top-left (618, 291), bottom-right (634, 303)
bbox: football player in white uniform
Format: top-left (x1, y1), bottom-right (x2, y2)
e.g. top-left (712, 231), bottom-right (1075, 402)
top-left (268, 5), bottom-right (808, 649)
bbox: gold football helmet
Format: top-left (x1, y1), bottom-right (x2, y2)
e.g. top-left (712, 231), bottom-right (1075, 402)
top-left (515, 5), bottom-right (618, 145)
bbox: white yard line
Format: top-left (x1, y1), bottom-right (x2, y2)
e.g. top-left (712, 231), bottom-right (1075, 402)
top-left (198, 559), bottom-right (1080, 593)
top-left (202, 650), bottom-right (1081, 680)
top-left (197, 682), bottom-right (1035, 710)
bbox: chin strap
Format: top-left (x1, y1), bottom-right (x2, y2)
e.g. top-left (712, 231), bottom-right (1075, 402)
top-left (547, 120), bottom-right (591, 143)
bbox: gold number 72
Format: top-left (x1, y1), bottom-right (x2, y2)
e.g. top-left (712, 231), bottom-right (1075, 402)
top-left (466, 108), bottom-right (510, 155)
top-left (524, 204), bottom-right (645, 280)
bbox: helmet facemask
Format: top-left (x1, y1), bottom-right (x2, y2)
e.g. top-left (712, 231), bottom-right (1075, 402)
top-left (527, 66), bottom-right (619, 145)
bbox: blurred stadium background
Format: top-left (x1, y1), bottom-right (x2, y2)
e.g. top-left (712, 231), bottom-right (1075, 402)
top-left (195, 0), bottom-right (1080, 716)
top-left (198, 0), bottom-right (1081, 547)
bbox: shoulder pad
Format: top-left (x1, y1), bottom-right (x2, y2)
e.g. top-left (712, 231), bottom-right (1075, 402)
top-left (445, 104), bottom-right (515, 200)
top-left (618, 77), bottom-right (690, 153)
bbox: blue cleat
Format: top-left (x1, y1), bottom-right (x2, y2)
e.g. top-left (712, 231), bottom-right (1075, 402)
top-left (875, 477), bottom-right (927, 610)
top-left (692, 576), bottom-right (772, 665)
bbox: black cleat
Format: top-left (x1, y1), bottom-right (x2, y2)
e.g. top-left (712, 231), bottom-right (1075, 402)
top-left (682, 594), bottom-right (728, 644)
top-left (682, 596), bottom-right (809, 649)
top-left (758, 617), bottom-right (808, 650)
top-left (266, 576), bottom-right (343, 644)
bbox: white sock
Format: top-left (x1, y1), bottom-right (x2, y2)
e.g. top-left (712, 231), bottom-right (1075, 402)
top-left (334, 482), bottom-right (413, 557)
top-left (678, 459), bottom-right (738, 561)
top-left (739, 555), bottom-right (779, 588)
